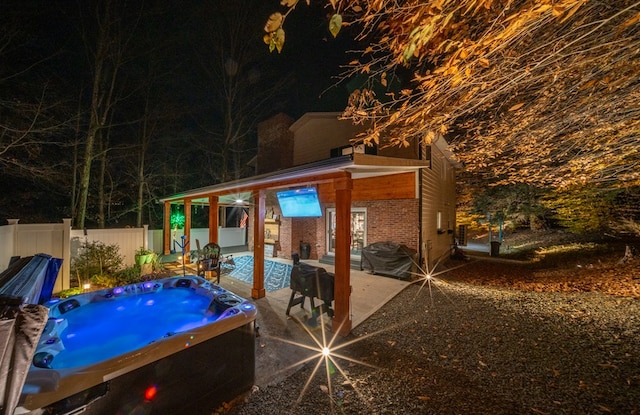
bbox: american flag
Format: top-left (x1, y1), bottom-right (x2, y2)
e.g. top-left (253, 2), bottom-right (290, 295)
top-left (239, 210), bottom-right (249, 228)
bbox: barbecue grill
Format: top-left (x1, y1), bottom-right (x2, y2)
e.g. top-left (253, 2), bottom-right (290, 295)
top-left (286, 263), bottom-right (334, 325)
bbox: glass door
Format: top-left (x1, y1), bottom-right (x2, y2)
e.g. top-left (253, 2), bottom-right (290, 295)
top-left (326, 208), bottom-right (367, 257)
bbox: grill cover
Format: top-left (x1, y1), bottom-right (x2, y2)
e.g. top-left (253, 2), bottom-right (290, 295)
top-left (361, 241), bottom-right (417, 280)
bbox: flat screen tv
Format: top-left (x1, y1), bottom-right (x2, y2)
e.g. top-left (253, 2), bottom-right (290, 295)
top-left (276, 187), bottom-right (323, 217)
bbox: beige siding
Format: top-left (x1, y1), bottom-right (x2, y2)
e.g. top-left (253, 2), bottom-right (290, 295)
top-left (291, 113), bottom-right (368, 165)
top-left (421, 136), bottom-right (458, 267)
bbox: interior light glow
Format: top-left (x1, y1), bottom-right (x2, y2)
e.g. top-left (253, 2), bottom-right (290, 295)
top-left (322, 347), bottom-right (331, 357)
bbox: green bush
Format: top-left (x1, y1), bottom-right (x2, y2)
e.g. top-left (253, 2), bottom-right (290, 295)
top-left (71, 241), bottom-right (124, 288)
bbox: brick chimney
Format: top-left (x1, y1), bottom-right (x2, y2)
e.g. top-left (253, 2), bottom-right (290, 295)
top-left (256, 113), bottom-right (295, 174)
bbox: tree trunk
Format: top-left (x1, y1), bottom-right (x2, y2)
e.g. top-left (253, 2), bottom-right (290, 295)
top-left (618, 245), bottom-right (637, 264)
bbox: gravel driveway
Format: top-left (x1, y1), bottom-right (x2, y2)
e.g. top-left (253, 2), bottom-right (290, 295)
top-left (227, 279), bottom-right (640, 414)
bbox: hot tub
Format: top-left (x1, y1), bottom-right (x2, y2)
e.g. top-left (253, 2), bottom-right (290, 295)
top-left (15, 275), bottom-right (257, 415)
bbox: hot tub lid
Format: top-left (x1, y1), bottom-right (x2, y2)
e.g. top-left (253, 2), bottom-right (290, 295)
top-left (1, 253), bottom-right (62, 415)
top-left (0, 253), bottom-right (62, 306)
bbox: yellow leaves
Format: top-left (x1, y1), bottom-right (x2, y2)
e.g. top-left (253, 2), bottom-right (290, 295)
top-left (263, 29), bottom-right (286, 53)
top-left (533, 4), bottom-right (552, 15)
top-left (509, 103), bottom-right (525, 112)
top-left (552, 5), bottom-right (565, 17)
top-left (264, 12), bottom-right (283, 33)
top-left (618, 11), bottom-right (640, 33)
top-left (280, 0), bottom-right (297, 7)
top-left (559, 0), bottom-right (587, 23)
top-left (329, 13), bottom-right (342, 38)
top-left (380, 72), bottom-right (387, 87)
top-left (352, 5), bottom-right (363, 13)
top-left (275, 28), bottom-right (285, 53)
top-left (403, 43), bottom-right (417, 63)
top-left (479, 57), bottom-right (490, 68)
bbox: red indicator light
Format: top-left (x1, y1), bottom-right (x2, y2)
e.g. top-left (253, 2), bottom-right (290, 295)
top-left (144, 385), bottom-right (157, 401)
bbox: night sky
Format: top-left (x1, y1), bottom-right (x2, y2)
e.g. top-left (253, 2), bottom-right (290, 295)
top-left (0, 0), bottom-right (362, 224)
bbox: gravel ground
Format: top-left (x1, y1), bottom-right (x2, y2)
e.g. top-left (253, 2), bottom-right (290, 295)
top-left (226, 279), bottom-right (640, 415)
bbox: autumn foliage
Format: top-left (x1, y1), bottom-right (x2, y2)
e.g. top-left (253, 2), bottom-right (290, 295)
top-left (266, 0), bottom-right (640, 196)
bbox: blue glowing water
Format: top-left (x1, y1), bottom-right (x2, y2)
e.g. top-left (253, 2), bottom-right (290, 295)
top-left (46, 288), bottom-right (216, 369)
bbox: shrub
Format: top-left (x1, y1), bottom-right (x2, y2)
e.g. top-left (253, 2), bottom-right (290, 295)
top-left (71, 241), bottom-right (124, 288)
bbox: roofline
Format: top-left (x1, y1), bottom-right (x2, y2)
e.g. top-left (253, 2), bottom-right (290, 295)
top-left (159, 154), bottom-right (429, 203)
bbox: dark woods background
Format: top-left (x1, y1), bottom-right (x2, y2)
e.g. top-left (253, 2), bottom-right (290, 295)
top-left (0, 0), bottom-right (353, 228)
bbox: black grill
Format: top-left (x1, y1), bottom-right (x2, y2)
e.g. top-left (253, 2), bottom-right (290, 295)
top-left (286, 263), bottom-right (334, 324)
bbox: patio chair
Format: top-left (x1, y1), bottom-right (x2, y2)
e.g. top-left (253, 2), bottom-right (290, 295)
top-left (196, 240), bottom-right (222, 284)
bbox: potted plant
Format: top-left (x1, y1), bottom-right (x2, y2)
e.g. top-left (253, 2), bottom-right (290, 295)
top-left (135, 247), bottom-right (155, 265)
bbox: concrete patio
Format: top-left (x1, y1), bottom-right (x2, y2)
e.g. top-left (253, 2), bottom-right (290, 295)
top-left (163, 252), bottom-right (413, 386)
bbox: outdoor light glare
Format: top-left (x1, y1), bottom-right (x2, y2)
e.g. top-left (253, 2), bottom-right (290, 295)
top-left (322, 347), bottom-right (330, 357)
top-left (83, 283), bottom-right (91, 290)
top-left (235, 199), bottom-right (244, 204)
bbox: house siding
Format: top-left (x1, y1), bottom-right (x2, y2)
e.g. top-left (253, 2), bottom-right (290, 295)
top-left (291, 113), bottom-right (368, 165)
top-left (249, 113), bottom-right (458, 267)
top-left (421, 137), bottom-right (458, 267)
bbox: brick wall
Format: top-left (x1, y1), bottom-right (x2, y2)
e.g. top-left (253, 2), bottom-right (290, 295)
top-left (322, 199), bottom-right (419, 253)
top-left (256, 113), bottom-right (294, 174)
top-left (364, 199), bottom-right (419, 250)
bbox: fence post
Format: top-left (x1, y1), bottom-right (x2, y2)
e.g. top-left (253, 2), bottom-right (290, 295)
top-left (61, 218), bottom-right (72, 291)
top-left (7, 219), bottom-right (19, 257)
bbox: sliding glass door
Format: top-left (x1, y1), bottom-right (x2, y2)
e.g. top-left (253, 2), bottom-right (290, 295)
top-left (326, 208), bottom-right (367, 257)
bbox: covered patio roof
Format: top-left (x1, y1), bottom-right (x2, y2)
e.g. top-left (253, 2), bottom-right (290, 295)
top-left (159, 153), bottom-right (429, 204)
top-left (159, 153), bottom-right (429, 336)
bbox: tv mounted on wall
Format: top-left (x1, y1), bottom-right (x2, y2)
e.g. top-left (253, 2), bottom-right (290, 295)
top-left (276, 187), bottom-right (323, 218)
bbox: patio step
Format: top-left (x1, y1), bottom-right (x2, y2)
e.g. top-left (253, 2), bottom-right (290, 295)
top-left (318, 255), bottom-right (362, 270)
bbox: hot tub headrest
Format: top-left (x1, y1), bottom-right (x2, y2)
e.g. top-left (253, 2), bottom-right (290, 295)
top-left (58, 298), bottom-right (80, 314)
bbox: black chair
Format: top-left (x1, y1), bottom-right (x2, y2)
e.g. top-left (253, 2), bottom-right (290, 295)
top-left (196, 241), bottom-right (222, 284)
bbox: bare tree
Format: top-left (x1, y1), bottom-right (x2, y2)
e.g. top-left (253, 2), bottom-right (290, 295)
top-left (187, 0), bottom-right (293, 184)
top-left (0, 6), bottom-right (75, 218)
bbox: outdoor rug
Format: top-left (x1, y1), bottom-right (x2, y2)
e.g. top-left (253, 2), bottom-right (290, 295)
top-left (225, 256), bottom-right (292, 292)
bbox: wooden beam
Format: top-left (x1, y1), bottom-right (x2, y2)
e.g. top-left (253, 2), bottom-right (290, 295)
top-left (252, 190), bottom-right (266, 299)
top-left (163, 201), bottom-right (171, 255)
top-left (208, 195), bottom-right (219, 244)
top-left (184, 199), bottom-right (192, 263)
top-left (332, 174), bottom-right (353, 336)
top-left (317, 172), bottom-right (416, 202)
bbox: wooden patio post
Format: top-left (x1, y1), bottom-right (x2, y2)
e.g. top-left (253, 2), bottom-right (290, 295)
top-left (208, 195), bottom-right (219, 244)
top-left (184, 199), bottom-right (192, 262)
top-left (333, 174), bottom-right (353, 336)
top-left (252, 190), bottom-right (266, 299)
top-left (163, 201), bottom-right (171, 255)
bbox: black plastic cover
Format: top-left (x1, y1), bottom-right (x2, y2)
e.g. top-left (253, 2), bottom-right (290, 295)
top-left (360, 241), bottom-right (417, 280)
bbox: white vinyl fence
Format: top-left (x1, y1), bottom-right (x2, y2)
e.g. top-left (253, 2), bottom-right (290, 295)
top-left (0, 219), bottom-right (247, 294)
top-left (0, 219), bottom-right (148, 293)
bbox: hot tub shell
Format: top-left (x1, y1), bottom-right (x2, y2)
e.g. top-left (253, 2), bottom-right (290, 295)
top-left (14, 276), bottom-right (257, 415)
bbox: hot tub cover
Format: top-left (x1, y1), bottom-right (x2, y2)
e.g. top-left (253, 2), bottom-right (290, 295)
top-left (360, 241), bottom-right (417, 280)
top-left (0, 254), bottom-right (61, 415)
